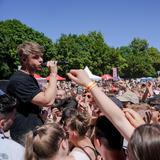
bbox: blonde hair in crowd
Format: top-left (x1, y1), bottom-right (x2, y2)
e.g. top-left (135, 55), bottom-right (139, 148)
top-left (67, 112), bottom-right (91, 137)
top-left (25, 123), bottom-right (66, 160)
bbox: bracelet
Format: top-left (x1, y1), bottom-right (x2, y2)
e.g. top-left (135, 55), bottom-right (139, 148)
top-left (85, 81), bottom-right (97, 91)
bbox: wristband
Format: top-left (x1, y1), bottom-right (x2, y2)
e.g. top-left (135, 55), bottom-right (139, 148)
top-left (85, 81), bottom-right (97, 91)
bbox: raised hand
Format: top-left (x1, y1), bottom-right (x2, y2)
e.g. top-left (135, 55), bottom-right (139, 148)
top-left (123, 108), bottom-right (145, 128)
top-left (47, 60), bottom-right (57, 75)
top-left (67, 69), bottom-right (92, 87)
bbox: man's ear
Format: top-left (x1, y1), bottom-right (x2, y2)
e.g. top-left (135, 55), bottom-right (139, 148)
top-left (22, 58), bottom-right (26, 62)
top-left (0, 119), bottom-right (5, 130)
top-left (22, 57), bottom-right (27, 63)
top-left (94, 137), bottom-right (101, 147)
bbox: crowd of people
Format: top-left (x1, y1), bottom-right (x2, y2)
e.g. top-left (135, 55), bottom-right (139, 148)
top-left (0, 41), bottom-right (160, 160)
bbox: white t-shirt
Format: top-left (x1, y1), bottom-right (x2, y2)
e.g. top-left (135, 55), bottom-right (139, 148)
top-left (69, 147), bottom-right (90, 160)
top-left (0, 135), bottom-right (24, 160)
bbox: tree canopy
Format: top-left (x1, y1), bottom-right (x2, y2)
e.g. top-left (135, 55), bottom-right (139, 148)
top-left (0, 19), bottom-right (160, 79)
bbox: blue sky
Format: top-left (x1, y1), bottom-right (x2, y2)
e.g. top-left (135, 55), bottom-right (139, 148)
top-left (0, 0), bottom-right (160, 50)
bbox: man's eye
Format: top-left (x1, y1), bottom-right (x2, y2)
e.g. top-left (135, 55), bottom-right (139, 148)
top-left (33, 55), bottom-right (42, 59)
top-left (34, 56), bottom-right (39, 59)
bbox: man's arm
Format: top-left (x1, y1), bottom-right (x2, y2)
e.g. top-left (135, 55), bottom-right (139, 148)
top-left (67, 69), bottom-right (134, 141)
top-left (32, 61), bottom-right (57, 107)
top-left (32, 74), bottom-right (57, 107)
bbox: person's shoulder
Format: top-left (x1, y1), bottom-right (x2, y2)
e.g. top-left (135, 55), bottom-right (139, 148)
top-left (70, 147), bottom-right (90, 160)
top-left (8, 71), bottom-right (36, 89)
top-left (9, 70), bottom-right (31, 81)
top-left (8, 71), bottom-right (25, 86)
top-left (0, 138), bottom-right (24, 150)
top-left (0, 138), bottom-right (24, 160)
top-left (7, 71), bottom-right (27, 91)
top-left (9, 70), bottom-right (22, 78)
top-left (65, 155), bottom-right (75, 160)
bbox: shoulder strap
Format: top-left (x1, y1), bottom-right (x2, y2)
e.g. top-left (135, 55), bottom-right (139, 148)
top-left (83, 146), bottom-right (98, 157)
top-left (78, 145), bottom-right (99, 160)
top-left (78, 146), bottom-right (92, 160)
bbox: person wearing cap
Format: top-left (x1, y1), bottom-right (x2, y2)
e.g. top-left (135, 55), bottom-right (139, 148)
top-left (7, 41), bottom-right (57, 145)
top-left (116, 91), bottom-right (139, 107)
top-left (0, 90), bottom-right (24, 160)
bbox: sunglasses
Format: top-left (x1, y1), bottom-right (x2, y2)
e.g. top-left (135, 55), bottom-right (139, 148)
top-left (83, 94), bottom-right (92, 99)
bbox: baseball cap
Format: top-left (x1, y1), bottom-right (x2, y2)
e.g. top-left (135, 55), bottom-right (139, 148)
top-left (117, 91), bottom-right (139, 104)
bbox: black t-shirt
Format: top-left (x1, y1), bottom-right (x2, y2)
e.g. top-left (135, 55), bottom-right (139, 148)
top-left (7, 71), bottom-right (43, 142)
top-left (7, 70), bottom-right (41, 115)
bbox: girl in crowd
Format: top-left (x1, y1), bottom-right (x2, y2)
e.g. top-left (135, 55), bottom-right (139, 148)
top-left (25, 123), bottom-right (72, 160)
top-left (64, 111), bottom-right (98, 160)
top-left (67, 69), bottom-right (160, 160)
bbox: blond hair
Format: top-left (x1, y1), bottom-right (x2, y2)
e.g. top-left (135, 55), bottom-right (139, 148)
top-left (17, 41), bottom-right (44, 66)
top-left (25, 123), bottom-right (66, 160)
top-left (67, 112), bottom-right (91, 137)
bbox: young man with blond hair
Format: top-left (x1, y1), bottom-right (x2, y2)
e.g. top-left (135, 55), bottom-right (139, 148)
top-left (7, 41), bottom-right (57, 145)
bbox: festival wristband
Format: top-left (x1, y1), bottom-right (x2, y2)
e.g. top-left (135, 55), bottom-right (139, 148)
top-left (85, 81), bottom-right (97, 91)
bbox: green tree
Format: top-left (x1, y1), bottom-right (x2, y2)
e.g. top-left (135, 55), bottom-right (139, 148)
top-left (122, 53), bottom-right (155, 78)
top-left (1, 19), bottom-right (160, 79)
top-left (129, 38), bottom-right (149, 53)
top-left (56, 32), bottom-right (110, 76)
top-left (56, 32), bottom-right (128, 76)
top-left (120, 38), bottom-right (156, 78)
top-left (147, 47), bottom-right (160, 74)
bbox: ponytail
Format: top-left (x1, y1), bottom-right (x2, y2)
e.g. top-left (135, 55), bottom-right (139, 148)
top-left (25, 131), bottom-right (38, 160)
